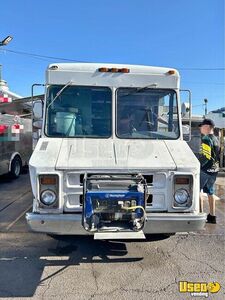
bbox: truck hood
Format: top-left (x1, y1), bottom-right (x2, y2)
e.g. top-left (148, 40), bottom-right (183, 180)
top-left (30, 138), bottom-right (199, 172)
top-left (55, 139), bottom-right (177, 171)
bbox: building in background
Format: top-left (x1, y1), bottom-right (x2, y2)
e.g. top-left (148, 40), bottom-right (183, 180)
top-left (206, 107), bottom-right (225, 129)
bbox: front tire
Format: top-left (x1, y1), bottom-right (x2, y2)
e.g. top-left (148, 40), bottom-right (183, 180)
top-left (9, 156), bottom-right (22, 179)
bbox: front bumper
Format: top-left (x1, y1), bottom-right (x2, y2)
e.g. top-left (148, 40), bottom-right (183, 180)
top-left (26, 212), bottom-right (206, 235)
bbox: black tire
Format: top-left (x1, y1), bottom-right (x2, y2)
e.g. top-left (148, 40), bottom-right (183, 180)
top-left (9, 156), bottom-right (22, 179)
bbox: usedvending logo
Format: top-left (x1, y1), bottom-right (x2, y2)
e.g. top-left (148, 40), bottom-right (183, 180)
top-left (179, 281), bottom-right (221, 297)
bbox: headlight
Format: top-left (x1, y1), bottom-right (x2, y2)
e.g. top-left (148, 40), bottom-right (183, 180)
top-left (174, 189), bottom-right (189, 205)
top-left (40, 190), bottom-right (56, 206)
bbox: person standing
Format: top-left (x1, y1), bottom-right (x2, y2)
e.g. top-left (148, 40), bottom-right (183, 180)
top-left (198, 119), bottom-right (220, 224)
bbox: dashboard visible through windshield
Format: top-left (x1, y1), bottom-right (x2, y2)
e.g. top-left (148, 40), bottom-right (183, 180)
top-left (116, 88), bottom-right (179, 139)
top-left (45, 85), bottom-right (179, 140)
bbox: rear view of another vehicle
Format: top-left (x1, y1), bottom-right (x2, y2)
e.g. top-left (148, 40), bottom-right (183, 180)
top-left (0, 113), bottom-right (32, 179)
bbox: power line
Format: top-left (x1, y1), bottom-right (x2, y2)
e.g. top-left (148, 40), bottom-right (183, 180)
top-left (1, 48), bottom-right (225, 70)
top-left (1, 48), bottom-right (87, 62)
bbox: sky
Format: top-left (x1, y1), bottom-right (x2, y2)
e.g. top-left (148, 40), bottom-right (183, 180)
top-left (0, 0), bottom-right (224, 115)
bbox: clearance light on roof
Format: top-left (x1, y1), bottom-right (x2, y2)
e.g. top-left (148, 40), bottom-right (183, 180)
top-left (49, 65), bottom-right (59, 70)
top-left (111, 68), bottom-right (119, 73)
top-left (120, 68), bottom-right (130, 73)
top-left (98, 67), bottom-right (130, 73)
top-left (98, 67), bottom-right (110, 72)
top-left (167, 70), bottom-right (176, 75)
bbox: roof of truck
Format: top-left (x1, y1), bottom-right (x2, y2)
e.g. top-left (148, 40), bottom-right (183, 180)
top-left (46, 63), bottom-right (180, 89)
top-left (47, 63), bottom-right (179, 76)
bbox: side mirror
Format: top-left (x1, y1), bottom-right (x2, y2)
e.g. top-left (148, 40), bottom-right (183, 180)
top-left (33, 120), bottom-right (42, 129)
top-left (182, 124), bottom-right (190, 135)
top-left (181, 102), bottom-right (190, 117)
top-left (33, 100), bottom-right (43, 120)
top-left (180, 90), bottom-right (192, 142)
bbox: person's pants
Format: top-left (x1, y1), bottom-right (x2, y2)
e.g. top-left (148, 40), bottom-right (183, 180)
top-left (200, 171), bottom-right (217, 195)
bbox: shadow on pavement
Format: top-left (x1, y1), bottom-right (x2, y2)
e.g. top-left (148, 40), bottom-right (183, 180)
top-left (0, 234), bottom-right (144, 297)
top-left (0, 174), bottom-right (14, 183)
top-left (0, 232), bottom-right (173, 297)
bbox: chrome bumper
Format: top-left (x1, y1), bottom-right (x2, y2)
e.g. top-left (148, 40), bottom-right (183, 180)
top-left (26, 212), bottom-right (206, 235)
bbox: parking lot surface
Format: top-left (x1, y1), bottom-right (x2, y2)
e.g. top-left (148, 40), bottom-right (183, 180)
top-left (0, 173), bottom-right (224, 299)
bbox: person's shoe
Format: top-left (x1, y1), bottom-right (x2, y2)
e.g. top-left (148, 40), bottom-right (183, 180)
top-left (206, 214), bottom-right (217, 224)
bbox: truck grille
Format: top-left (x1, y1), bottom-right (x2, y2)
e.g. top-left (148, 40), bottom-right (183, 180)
top-left (63, 172), bottom-right (167, 212)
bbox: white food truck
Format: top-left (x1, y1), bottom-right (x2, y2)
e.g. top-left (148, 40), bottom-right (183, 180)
top-left (26, 63), bottom-right (206, 239)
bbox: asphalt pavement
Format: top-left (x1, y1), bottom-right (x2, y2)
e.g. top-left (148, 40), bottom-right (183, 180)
top-left (0, 173), bottom-right (224, 299)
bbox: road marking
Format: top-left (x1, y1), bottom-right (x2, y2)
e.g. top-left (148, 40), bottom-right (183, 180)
top-left (5, 204), bottom-right (33, 231)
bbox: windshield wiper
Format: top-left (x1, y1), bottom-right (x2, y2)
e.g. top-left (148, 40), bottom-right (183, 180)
top-left (47, 80), bottom-right (73, 110)
top-left (121, 83), bottom-right (158, 97)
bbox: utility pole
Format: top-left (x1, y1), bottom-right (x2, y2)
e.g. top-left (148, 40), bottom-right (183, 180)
top-left (204, 98), bottom-right (208, 116)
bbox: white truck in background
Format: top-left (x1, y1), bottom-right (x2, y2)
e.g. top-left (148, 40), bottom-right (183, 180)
top-left (0, 108), bottom-right (32, 178)
top-left (0, 79), bottom-right (32, 178)
top-left (26, 63), bottom-right (206, 240)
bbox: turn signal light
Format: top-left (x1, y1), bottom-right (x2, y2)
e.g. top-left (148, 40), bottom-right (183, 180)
top-left (40, 176), bottom-right (57, 185)
top-left (175, 177), bottom-right (190, 184)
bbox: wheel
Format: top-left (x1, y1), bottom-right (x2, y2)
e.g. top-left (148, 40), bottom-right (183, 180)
top-left (9, 156), bottom-right (22, 179)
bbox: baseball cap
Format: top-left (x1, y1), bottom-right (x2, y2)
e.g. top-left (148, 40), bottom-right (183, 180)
top-left (198, 118), bottom-right (215, 127)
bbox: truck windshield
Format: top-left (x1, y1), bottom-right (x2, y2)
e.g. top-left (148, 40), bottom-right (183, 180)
top-left (116, 88), bottom-right (179, 139)
top-left (45, 85), bottom-right (112, 138)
